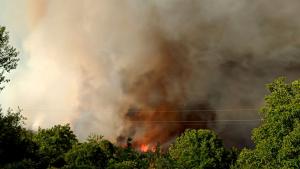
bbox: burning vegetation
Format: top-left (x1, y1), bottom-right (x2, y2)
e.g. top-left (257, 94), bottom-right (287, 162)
top-left (117, 103), bottom-right (216, 149)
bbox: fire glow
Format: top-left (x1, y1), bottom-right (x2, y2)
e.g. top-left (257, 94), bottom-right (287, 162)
top-left (140, 144), bottom-right (150, 152)
top-left (139, 144), bottom-right (156, 153)
top-left (118, 103), bottom-right (215, 149)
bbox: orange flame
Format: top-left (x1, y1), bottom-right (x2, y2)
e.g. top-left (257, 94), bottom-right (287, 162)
top-left (140, 144), bottom-right (149, 152)
top-left (139, 143), bottom-right (157, 152)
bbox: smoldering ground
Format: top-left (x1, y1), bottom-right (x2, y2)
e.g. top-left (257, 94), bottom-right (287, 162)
top-left (2, 0), bottom-right (300, 148)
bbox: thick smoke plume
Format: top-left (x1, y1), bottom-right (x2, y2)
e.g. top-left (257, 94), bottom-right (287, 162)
top-left (2, 0), bottom-right (300, 148)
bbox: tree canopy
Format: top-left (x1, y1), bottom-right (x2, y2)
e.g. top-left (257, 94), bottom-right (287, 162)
top-left (169, 129), bottom-right (235, 169)
top-left (64, 142), bottom-right (108, 169)
top-left (33, 124), bottom-right (78, 168)
top-left (236, 78), bottom-right (300, 168)
top-left (0, 109), bottom-right (36, 168)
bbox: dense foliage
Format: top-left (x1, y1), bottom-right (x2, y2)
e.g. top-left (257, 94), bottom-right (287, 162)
top-left (236, 78), bottom-right (300, 169)
top-left (64, 142), bottom-right (107, 169)
top-left (34, 124), bottom-right (78, 168)
top-left (0, 109), bottom-right (36, 168)
top-left (169, 129), bottom-right (236, 169)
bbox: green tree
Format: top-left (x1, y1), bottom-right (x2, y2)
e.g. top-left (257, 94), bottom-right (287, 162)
top-left (107, 137), bottom-right (150, 169)
top-left (87, 134), bottom-right (115, 159)
top-left (0, 26), bottom-right (35, 168)
top-left (2, 159), bottom-right (37, 169)
top-left (64, 142), bottom-right (108, 169)
top-left (107, 160), bottom-right (139, 169)
top-left (169, 129), bottom-right (234, 169)
top-left (99, 140), bottom-right (115, 158)
top-left (0, 109), bottom-right (37, 168)
top-left (236, 78), bottom-right (300, 168)
top-left (0, 26), bottom-right (19, 90)
top-left (148, 149), bottom-right (177, 169)
top-left (34, 124), bottom-right (78, 168)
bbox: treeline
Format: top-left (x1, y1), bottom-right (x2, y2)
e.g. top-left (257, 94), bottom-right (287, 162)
top-left (0, 78), bottom-right (299, 169)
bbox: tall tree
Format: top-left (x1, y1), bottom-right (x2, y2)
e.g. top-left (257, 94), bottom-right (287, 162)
top-left (64, 142), bottom-right (108, 169)
top-left (0, 109), bottom-right (37, 168)
top-left (0, 26), bottom-right (19, 89)
top-left (0, 26), bottom-right (35, 168)
top-left (34, 124), bottom-right (78, 168)
top-left (169, 129), bottom-right (234, 169)
top-left (236, 78), bottom-right (300, 168)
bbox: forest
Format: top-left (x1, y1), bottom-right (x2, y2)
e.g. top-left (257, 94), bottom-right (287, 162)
top-left (1, 24), bottom-right (300, 169)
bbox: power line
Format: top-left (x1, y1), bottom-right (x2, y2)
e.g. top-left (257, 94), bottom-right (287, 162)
top-left (127, 123), bottom-right (260, 126)
top-left (127, 119), bottom-right (263, 126)
top-left (129, 119), bottom-right (262, 124)
top-left (127, 109), bottom-right (258, 113)
top-left (129, 119), bottom-right (262, 123)
top-left (20, 108), bottom-right (259, 113)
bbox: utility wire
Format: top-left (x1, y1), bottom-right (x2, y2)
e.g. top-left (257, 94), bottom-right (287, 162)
top-left (20, 108), bottom-right (259, 112)
top-left (126, 109), bottom-right (258, 113)
top-left (129, 119), bottom-right (262, 123)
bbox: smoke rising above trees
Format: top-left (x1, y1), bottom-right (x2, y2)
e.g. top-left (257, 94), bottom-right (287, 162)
top-left (1, 0), bottom-right (300, 148)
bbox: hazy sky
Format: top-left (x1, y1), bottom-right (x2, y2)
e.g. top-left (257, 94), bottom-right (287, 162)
top-left (0, 0), bottom-right (77, 130)
top-left (0, 0), bottom-right (30, 107)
